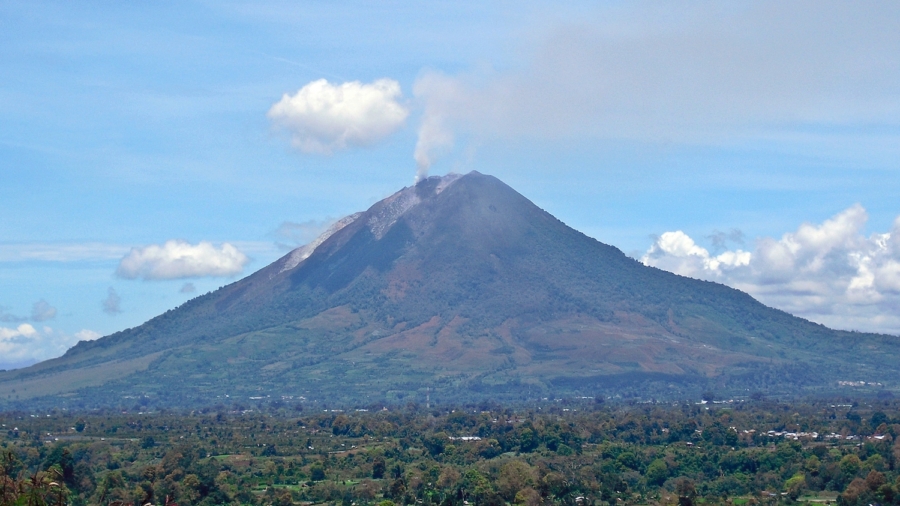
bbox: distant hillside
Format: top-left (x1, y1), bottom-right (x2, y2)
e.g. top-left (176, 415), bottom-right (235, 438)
top-left (2, 171), bottom-right (899, 409)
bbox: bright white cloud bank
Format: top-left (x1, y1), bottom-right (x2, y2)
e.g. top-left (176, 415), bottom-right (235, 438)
top-left (642, 205), bottom-right (900, 334)
top-left (116, 240), bottom-right (249, 280)
top-left (0, 324), bottom-right (101, 369)
top-left (268, 78), bottom-right (408, 154)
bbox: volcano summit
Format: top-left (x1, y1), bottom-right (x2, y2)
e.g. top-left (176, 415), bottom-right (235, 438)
top-left (2, 172), bottom-right (899, 408)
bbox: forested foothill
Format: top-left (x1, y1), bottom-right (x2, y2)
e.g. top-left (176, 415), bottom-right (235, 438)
top-left (4, 397), bottom-right (900, 505)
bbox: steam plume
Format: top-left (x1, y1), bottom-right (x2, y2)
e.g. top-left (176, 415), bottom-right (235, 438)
top-left (413, 113), bottom-right (453, 182)
top-left (412, 72), bottom-right (460, 182)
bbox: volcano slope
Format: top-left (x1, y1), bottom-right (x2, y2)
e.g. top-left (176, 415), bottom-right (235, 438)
top-left (2, 171), bottom-right (899, 408)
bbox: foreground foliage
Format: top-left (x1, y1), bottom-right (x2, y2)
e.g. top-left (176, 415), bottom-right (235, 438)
top-left (3, 398), bottom-right (900, 505)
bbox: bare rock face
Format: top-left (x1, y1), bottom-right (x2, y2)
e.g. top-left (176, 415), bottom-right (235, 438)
top-left (3, 171), bottom-right (899, 408)
top-left (280, 212), bottom-right (363, 274)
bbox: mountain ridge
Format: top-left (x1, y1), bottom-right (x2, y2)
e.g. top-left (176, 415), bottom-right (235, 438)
top-left (2, 171), bottom-right (898, 408)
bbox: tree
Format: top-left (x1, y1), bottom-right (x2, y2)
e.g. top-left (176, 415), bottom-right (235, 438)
top-left (518, 428), bottom-right (538, 452)
top-left (372, 456), bottom-right (386, 479)
top-left (388, 477), bottom-right (406, 500)
top-left (463, 469), bottom-right (496, 503)
top-left (514, 487), bottom-right (541, 506)
top-left (675, 478), bottom-right (696, 506)
top-left (497, 461), bottom-right (536, 501)
top-left (646, 459), bottom-right (668, 487)
top-left (180, 474), bottom-right (201, 504)
top-left (840, 478), bottom-right (869, 506)
top-left (785, 473), bottom-right (805, 500)
top-left (332, 415), bottom-right (351, 435)
top-left (42, 447), bottom-right (74, 485)
top-left (423, 432), bottom-right (447, 456)
top-left (310, 463), bottom-right (326, 481)
top-left (273, 489), bottom-right (293, 506)
top-left (840, 454), bottom-right (862, 478)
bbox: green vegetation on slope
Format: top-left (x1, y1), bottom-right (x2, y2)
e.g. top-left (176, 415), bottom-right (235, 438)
top-left (2, 172), bottom-right (899, 409)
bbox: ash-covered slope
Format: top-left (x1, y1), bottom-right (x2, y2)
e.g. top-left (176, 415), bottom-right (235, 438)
top-left (2, 172), bottom-right (899, 408)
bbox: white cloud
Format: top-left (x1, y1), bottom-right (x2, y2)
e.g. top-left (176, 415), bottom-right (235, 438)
top-left (74, 329), bottom-right (101, 341)
top-left (0, 323), bottom-right (37, 340)
top-left (0, 324), bottom-right (101, 369)
top-left (268, 78), bottom-right (409, 154)
top-left (116, 240), bottom-right (249, 280)
top-left (411, 1), bottom-right (900, 170)
top-left (643, 230), bottom-right (750, 277)
top-left (641, 205), bottom-right (900, 334)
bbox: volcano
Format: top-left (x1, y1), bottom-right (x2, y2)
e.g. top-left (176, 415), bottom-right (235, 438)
top-left (2, 171), bottom-right (899, 408)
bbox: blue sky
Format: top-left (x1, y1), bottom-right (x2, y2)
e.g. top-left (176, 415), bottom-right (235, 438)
top-left (2, 1), bottom-right (900, 369)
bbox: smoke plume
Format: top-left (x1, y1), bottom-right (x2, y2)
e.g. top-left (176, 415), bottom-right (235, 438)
top-left (412, 72), bottom-right (461, 182)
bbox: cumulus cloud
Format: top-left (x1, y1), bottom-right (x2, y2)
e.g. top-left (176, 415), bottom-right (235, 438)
top-left (0, 323), bottom-right (37, 341)
top-left (74, 329), bottom-right (101, 341)
top-left (411, 1), bottom-right (900, 171)
top-left (102, 287), bottom-right (122, 315)
top-left (642, 205), bottom-right (900, 334)
top-left (0, 324), bottom-right (101, 370)
top-left (643, 230), bottom-right (751, 278)
top-left (116, 240), bottom-right (249, 280)
top-left (30, 299), bottom-right (57, 322)
top-left (268, 78), bottom-right (409, 154)
top-left (179, 282), bottom-right (196, 294)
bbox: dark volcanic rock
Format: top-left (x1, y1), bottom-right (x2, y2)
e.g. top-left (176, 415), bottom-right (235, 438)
top-left (2, 171), bottom-right (899, 408)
